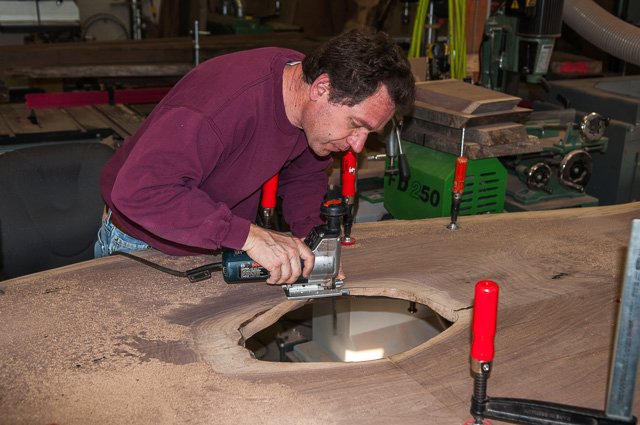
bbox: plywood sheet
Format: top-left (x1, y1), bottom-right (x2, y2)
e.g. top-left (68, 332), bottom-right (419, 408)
top-left (1, 203), bottom-right (639, 424)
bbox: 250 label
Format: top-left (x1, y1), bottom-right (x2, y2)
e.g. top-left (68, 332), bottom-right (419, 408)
top-left (409, 181), bottom-right (440, 207)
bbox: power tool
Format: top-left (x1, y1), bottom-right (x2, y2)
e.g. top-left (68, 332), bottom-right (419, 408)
top-left (222, 198), bottom-right (349, 300)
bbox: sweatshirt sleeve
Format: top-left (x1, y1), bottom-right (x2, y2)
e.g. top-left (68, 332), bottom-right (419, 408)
top-left (110, 105), bottom-right (251, 251)
top-left (278, 147), bottom-right (332, 238)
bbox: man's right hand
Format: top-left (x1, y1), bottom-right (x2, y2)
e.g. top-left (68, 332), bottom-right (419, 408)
top-left (241, 224), bottom-right (315, 285)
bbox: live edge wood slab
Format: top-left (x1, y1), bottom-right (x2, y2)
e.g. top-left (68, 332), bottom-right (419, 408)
top-left (1, 203), bottom-right (640, 425)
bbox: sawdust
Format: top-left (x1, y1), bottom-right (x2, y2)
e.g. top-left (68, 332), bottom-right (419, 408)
top-left (3, 361), bottom-right (333, 425)
top-left (0, 258), bottom-right (335, 425)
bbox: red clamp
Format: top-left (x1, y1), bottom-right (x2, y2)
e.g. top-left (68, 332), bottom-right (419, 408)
top-left (341, 151), bottom-right (357, 199)
top-left (453, 156), bottom-right (468, 195)
top-left (261, 173), bottom-right (279, 209)
top-left (471, 280), bottom-right (499, 364)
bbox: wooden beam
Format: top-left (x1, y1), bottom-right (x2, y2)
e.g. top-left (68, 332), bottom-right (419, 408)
top-left (0, 33), bottom-right (326, 79)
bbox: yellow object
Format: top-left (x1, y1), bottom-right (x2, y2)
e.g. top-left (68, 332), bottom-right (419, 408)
top-left (448, 0), bottom-right (466, 79)
top-left (409, 0), bottom-right (429, 59)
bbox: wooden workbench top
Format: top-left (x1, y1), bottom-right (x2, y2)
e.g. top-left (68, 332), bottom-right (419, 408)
top-left (1, 203), bottom-right (639, 425)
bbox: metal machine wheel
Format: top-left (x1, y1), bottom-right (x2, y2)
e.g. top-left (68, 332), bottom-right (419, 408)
top-left (559, 150), bottom-right (592, 192)
top-left (525, 162), bottom-right (552, 191)
top-left (579, 112), bottom-right (608, 142)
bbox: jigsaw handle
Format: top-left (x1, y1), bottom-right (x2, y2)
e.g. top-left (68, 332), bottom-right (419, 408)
top-left (471, 280), bottom-right (499, 363)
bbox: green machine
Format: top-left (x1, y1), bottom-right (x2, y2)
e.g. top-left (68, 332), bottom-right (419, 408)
top-left (501, 111), bottom-right (609, 211)
top-left (384, 142), bottom-right (506, 220)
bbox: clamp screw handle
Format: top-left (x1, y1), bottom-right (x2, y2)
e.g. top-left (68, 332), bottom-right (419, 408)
top-left (471, 280), bottom-right (499, 363)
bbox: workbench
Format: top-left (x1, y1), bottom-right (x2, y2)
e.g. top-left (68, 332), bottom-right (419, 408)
top-left (1, 203), bottom-right (639, 424)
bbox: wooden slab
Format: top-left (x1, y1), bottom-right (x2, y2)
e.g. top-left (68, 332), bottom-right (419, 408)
top-left (1, 203), bottom-right (639, 424)
top-left (402, 118), bottom-right (542, 159)
top-left (412, 100), bottom-right (532, 129)
top-left (414, 80), bottom-right (521, 115)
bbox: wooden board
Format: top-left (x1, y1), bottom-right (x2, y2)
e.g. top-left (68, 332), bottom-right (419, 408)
top-left (0, 34), bottom-right (326, 79)
top-left (1, 203), bottom-right (639, 424)
top-left (414, 80), bottom-right (522, 115)
top-left (0, 103), bottom-right (152, 144)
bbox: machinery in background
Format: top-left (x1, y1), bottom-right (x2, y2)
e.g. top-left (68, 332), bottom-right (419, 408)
top-left (0, 0), bottom-right (80, 41)
top-left (384, 139), bottom-right (507, 220)
top-left (541, 76), bottom-right (640, 206)
top-left (479, 0), bottom-right (564, 95)
top-left (384, 79), bottom-right (539, 221)
top-left (207, 0), bottom-right (276, 35)
top-left (502, 110), bottom-right (608, 211)
top-left (382, 80), bottom-right (611, 220)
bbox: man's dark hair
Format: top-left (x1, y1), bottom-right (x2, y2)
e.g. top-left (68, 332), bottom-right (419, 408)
top-left (302, 29), bottom-right (415, 113)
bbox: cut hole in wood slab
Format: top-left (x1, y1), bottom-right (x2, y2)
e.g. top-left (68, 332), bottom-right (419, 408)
top-left (243, 296), bottom-right (453, 362)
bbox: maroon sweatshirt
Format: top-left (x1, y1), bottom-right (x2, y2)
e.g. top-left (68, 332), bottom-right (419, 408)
top-left (100, 48), bottom-right (332, 256)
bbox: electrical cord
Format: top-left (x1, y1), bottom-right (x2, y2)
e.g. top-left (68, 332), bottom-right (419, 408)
top-left (111, 251), bottom-right (222, 282)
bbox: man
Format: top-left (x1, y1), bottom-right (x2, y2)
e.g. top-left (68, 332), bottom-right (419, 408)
top-left (95, 29), bottom-right (415, 285)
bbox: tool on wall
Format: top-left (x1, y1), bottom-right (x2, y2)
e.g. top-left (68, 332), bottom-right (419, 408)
top-left (468, 220), bottom-right (640, 424)
top-left (447, 127), bottom-right (467, 230)
top-left (341, 151), bottom-right (357, 246)
top-left (223, 198), bottom-right (349, 300)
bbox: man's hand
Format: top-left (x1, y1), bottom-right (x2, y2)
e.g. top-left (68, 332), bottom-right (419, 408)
top-left (242, 224), bottom-right (315, 285)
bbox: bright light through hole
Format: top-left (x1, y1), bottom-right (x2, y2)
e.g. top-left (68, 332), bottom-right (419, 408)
top-left (244, 296), bottom-right (452, 363)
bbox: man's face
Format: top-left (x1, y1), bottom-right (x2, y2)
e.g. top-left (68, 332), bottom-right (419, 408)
top-left (303, 82), bottom-right (396, 157)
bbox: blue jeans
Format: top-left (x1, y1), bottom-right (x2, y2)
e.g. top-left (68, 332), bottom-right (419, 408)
top-left (94, 209), bottom-right (150, 258)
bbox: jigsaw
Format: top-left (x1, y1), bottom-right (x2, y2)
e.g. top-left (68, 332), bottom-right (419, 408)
top-left (222, 198), bottom-right (349, 300)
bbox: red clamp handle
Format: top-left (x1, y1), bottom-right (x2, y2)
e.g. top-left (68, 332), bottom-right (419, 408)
top-left (452, 156), bottom-right (468, 194)
top-left (471, 280), bottom-right (499, 363)
top-left (261, 173), bottom-right (279, 209)
top-left (342, 151), bottom-right (357, 198)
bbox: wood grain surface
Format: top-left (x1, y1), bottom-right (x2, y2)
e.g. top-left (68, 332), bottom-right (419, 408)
top-left (1, 203), bottom-right (639, 425)
top-left (414, 80), bottom-right (521, 115)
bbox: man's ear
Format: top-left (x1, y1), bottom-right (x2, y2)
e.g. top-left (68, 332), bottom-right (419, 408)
top-left (309, 74), bottom-right (331, 101)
